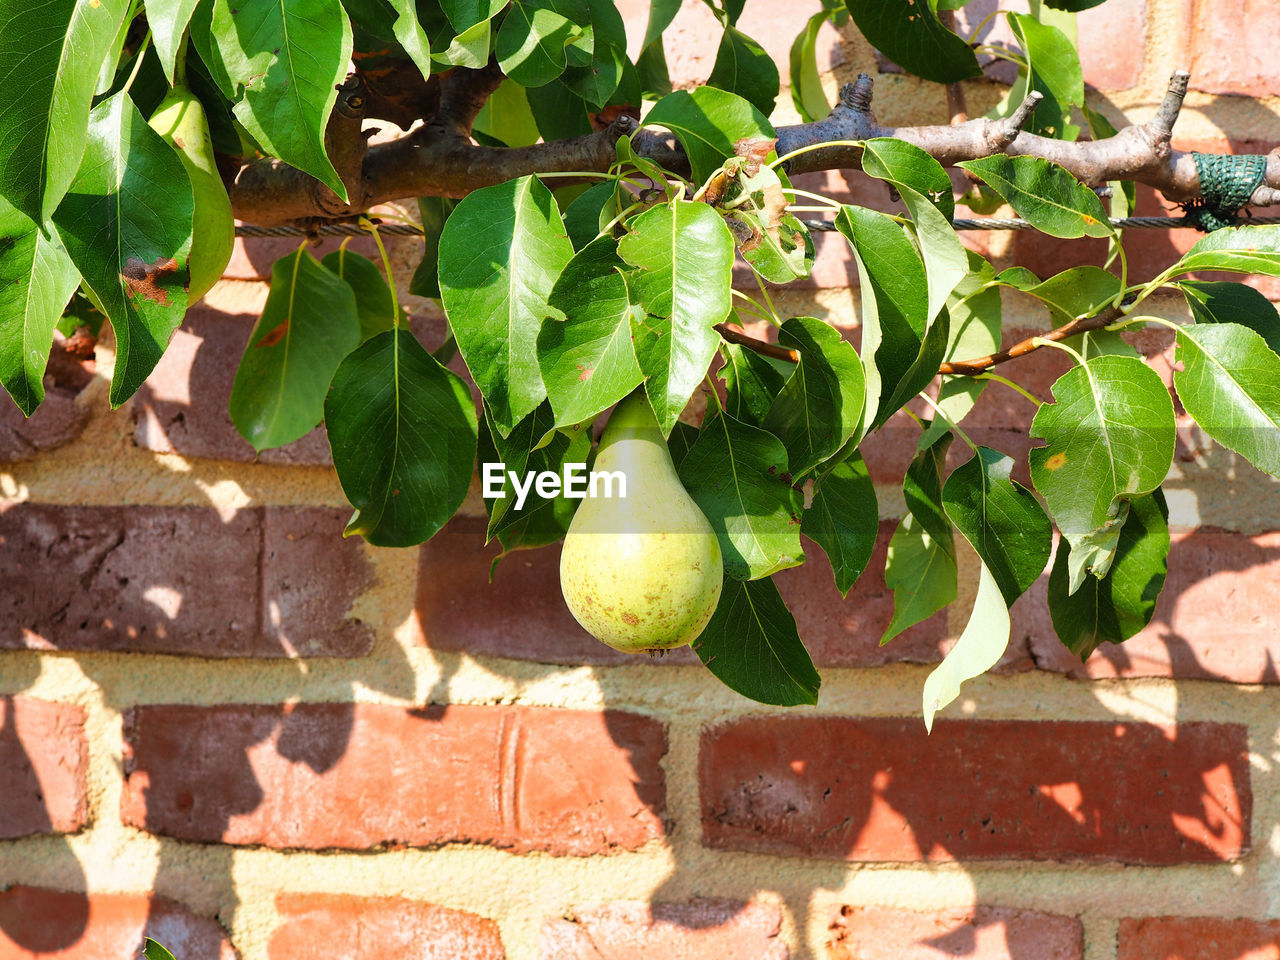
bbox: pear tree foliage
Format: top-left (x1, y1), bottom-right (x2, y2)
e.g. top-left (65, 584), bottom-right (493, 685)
top-left (3, 0), bottom-right (1280, 722)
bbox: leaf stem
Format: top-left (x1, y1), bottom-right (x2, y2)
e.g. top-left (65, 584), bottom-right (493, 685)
top-left (917, 391), bottom-right (978, 451)
top-left (976, 372), bottom-right (1042, 407)
top-left (360, 217), bottom-right (400, 330)
top-left (122, 32), bottom-right (152, 95)
top-left (1030, 335), bottom-right (1086, 365)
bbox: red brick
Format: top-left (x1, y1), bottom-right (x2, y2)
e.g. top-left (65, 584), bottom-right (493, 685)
top-left (1187, 0), bottom-right (1280, 97)
top-left (827, 905), bottom-right (1082, 960)
top-left (1078, 0), bottom-right (1147, 91)
top-left (0, 887), bottom-right (236, 959)
top-left (121, 703), bottom-right (666, 855)
top-left (0, 698), bottom-right (87, 839)
top-left (131, 302), bottom-right (332, 466)
top-left (1119, 917), bottom-right (1280, 960)
top-left (539, 900), bottom-right (787, 960)
top-left (415, 517), bottom-right (698, 666)
top-left (700, 718), bottom-right (1249, 863)
top-left (0, 339), bottom-right (95, 462)
top-left (269, 894), bottom-right (505, 960)
top-left (0, 504), bottom-right (372, 658)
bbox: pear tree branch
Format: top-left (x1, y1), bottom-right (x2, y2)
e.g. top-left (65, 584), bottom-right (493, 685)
top-left (227, 67), bottom-right (1280, 225)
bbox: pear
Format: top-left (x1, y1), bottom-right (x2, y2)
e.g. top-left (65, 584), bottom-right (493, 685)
top-left (560, 389), bottom-right (723, 653)
top-left (149, 83), bottom-right (235, 305)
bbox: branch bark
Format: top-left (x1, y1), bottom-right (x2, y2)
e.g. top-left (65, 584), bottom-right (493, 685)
top-left (229, 67), bottom-right (1280, 225)
top-left (718, 307), bottom-right (1126, 378)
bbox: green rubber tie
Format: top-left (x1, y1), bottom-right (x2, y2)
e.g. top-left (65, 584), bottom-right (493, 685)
top-left (1184, 153), bottom-right (1268, 231)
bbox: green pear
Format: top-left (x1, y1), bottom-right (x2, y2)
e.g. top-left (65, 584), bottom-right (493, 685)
top-left (559, 389), bottom-right (723, 653)
top-left (149, 84), bottom-right (235, 305)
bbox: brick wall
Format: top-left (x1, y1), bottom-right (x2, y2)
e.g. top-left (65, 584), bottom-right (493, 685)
top-left (3, 1), bottom-right (1280, 958)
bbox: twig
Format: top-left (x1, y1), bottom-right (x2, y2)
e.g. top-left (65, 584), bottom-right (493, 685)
top-left (938, 9), bottom-right (969, 125)
top-left (938, 307), bottom-right (1124, 375)
top-left (714, 324), bottom-right (799, 363)
top-left (716, 307), bottom-right (1125, 377)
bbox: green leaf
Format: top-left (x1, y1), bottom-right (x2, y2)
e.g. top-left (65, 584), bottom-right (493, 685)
top-left (619, 200), bottom-right (735, 435)
top-left (432, 17), bottom-right (492, 68)
top-left (1165, 225), bottom-right (1280, 278)
top-left (667, 419), bottom-right (699, 467)
top-left (802, 449), bottom-right (877, 595)
top-left (921, 560), bottom-right (1010, 732)
top-left (957, 155), bottom-right (1113, 239)
top-left (636, 40), bottom-right (672, 100)
top-left (1180, 280), bottom-right (1280, 357)
top-left (149, 0), bottom-right (204, 82)
top-left (1029, 354), bottom-right (1175, 577)
top-left (1048, 490), bottom-right (1169, 660)
top-left (0, 199), bottom-right (80, 415)
top-left (495, 0), bottom-right (582, 86)
top-left (526, 79), bottom-right (591, 140)
top-left (843, 0), bottom-right (981, 84)
top-left (144, 939), bottom-right (178, 960)
top-left (480, 401), bottom-right (589, 538)
top-left (693, 575), bottom-right (820, 706)
top-left (409, 197), bottom-right (455, 299)
top-left (707, 26), bottom-right (779, 116)
top-left (644, 87), bottom-right (775, 185)
top-left (1023, 265), bottom-right (1122, 325)
top-left (229, 247), bottom-right (360, 450)
top-left (1173, 322), bottom-right (1280, 478)
top-left (322, 249), bottom-right (397, 341)
top-left (206, 0), bottom-right (353, 197)
top-left (440, 0), bottom-right (507, 32)
top-left (943, 447), bottom-right (1052, 607)
top-left (51, 92), bottom-right (193, 408)
top-left (883, 512), bottom-right (958, 644)
top-left (883, 433), bottom-right (957, 643)
top-left (860, 137), bottom-right (955, 220)
top-left (388, 0), bottom-right (435, 80)
top-left (438, 175), bottom-right (574, 435)
top-left (877, 306), bottom-right (950, 431)
top-left (763, 316), bottom-right (864, 476)
top-left (473, 79), bottom-right (540, 147)
top-left (790, 10), bottom-right (831, 122)
top-left (1005, 12), bottom-right (1083, 140)
top-left (562, 179), bottom-right (619, 250)
top-left (0, 0), bottom-right (129, 221)
top-left (720, 340), bottom-right (788, 427)
top-left (678, 410), bottom-right (803, 580)
top-left (326, 329), bottom-right (477, 546)
top-left (835, 205), bottom-right (927, 433)
top-left (1044, 0), bottom-right (1108, 9)
top-left (642, 0), bottom-right (680, 47)
top-left (538, 236), bottom-right (644, 427)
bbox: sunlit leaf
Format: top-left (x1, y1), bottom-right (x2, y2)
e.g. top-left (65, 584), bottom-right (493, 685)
top-left (922, 560), bottom-right (1010, 732)
top-left (1174, 322), bottom-right (1280, 478)
top-left (439, 175), bottom-right (573, 435)
top-left (51, 93), bottom-right (193, 408)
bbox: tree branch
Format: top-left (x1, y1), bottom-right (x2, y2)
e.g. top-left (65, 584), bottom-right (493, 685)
top-left (228, 68), bottom-right (1280, 226)
top-left (718, 307), bottom-right (1126, 378)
